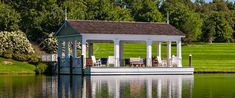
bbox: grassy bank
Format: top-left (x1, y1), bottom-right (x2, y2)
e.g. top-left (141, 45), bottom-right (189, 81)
top-left (0, 57), bottom-right (36, 74)
top-left (93, 43), bottom-right (235, 73)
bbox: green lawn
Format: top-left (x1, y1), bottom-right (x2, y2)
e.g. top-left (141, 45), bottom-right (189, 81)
top-left (93, 42), bottom-right (235, 72)
top-left (0, 57), bottom-right (36, 74)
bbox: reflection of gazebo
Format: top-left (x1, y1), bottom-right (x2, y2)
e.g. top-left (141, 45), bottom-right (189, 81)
top-left (55, 20), bottom-right (194, 75)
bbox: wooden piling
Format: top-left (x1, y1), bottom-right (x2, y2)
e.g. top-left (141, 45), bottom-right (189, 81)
top-left (57, 57), bottom-right (60, 74)
top-left (189, 54), bottom-right (192, 67)
top-left (70, 56), bottom-right (73, 74)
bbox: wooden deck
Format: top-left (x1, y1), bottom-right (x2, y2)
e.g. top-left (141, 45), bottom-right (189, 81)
top-left (84, 67), bottom-right (194, 75)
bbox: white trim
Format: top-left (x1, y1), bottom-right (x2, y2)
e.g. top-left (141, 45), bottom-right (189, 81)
top-left (82, 34), bottom-right (183, 42)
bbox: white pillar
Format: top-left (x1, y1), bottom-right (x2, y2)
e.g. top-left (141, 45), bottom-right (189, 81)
top-left (65, 41), bottom-right (69, 66)
top-left (114, 39), bottom-right (120, 67)
top-left (176, 41), bottom-right (182, 67)
top-left (146, 40), bottom-right (152, 67)
top-left (147, 79), bottom-right (152, 98)
top-left (88, 43), bottom-right (93, 58)
top-left (119, 41), bottom-right (124, 66)
top-left (72, 40), bottom-right (77, 67)
top-left (167, 41), bottom-right (171, 67)
top-left (157, 42), bottom-right (161, 58)
top-left (82, 77), bottom-right (86, 98)
top-left (82, 39), bottom-right (86, 67)
top-left (157, 79), bottom-right (162, 98)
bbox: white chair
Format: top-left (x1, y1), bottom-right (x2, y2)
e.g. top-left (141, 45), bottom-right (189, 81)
top-left (107, 56), bottom-right (115, 67)
top-left (171, 55), bottom-right (178, 67)
top-left (91, 56), bottom-right (101, 67)
top-left (157, 56), bottom-right (167, 67)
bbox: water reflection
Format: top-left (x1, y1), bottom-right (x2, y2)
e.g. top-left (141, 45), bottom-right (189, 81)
top-left (58, 75), bottom-right (194, 98)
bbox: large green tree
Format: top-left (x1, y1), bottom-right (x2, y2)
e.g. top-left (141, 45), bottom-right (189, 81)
top-left (202, 11), bottom-right (233, 43)
top-left (0, 2), bottom-right (20, 31)
top-left (130, 0), bottom-right (163, 22)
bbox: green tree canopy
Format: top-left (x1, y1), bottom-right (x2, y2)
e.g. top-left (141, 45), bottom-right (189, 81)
top-left (0, 2), bottom-right (20, 31)
top-left (202, 11), bottom-right (233, 43)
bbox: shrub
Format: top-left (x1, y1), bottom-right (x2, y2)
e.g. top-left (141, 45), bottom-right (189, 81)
top-left (3, 50), bottom-right (13, 59)
top-left (0, 31), bottom-right (35, 55)
top-left (40, 33), bottom-right (58, 54)
top-left (13, 52), bottom-right (28, 61)
top-left (28, 54), bottom-right (40, 65)
top-left (35, 63), bottom-right (48, 74)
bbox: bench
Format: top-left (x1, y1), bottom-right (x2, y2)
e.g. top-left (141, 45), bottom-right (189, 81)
top-left (129, 58), bottom-right (144, 67)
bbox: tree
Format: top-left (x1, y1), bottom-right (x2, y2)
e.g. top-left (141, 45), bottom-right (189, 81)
top-left (130, 0), bottom-right (163, 22)
top-left (161, 1), bottom-right (203, 44)
top-left (202, 11), bottom-right (233, 43)
top-left (0, 2), bottom-right (20, 31)
top-left (182, 13), bottom-right (203, 44)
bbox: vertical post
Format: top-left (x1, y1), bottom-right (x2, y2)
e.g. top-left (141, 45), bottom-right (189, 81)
top-left (189, 54), bottom-right (192, 67)
top-left (65, 41), bottom-right (69, 66)
top-left (176, 41), bottom-right (182, 67)
top-left (88, 43), bottom-right (93, 58)
top-left (157, 42), bottom-right (161, 58)
top-left (72, 40), bottom-right (77, 67)
top-left (57, 41), bottom-right (62, 74)
top-left (119, 41), bottom-right (124, 66)
top-left (167, 41), bottom-right (171, 67)
top-left (146, 40), bottom-right (152, 67)
top-left (70, 56), bottom-right (73, 74)
top-left (114, 39), bottom-right (120, 67)
top-left (82, 39), bottom-right (86, 68)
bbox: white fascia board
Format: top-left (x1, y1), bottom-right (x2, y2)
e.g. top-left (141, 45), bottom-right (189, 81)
top-left (82, 34), bottom-right (183, 42)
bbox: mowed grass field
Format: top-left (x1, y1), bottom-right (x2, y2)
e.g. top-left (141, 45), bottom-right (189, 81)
top-left (93, 42), bottom-right (235, 73)
top-left (0, 57), bottom-right (36, 74)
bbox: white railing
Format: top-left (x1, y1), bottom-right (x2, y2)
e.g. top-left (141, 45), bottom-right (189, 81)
top-left (42, 54), bottom-right (58, 62)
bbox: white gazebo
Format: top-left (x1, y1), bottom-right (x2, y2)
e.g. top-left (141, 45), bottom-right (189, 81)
top-left (55, 20), bottom-right (194, 75)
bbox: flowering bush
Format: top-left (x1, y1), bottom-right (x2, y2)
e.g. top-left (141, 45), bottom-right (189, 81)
top-left (0, 31), bottom-right (35, 54)
top-left (40, 36), bottom-right (58, 54)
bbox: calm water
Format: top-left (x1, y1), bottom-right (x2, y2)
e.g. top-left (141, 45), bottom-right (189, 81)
top-left (0, 74), bottom-right (235, 98)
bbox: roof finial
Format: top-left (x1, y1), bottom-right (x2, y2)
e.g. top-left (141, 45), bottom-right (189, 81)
top-left (65, 8), bottom-right (68, 20)
top-left (167, 11), bottom-right (169, 24)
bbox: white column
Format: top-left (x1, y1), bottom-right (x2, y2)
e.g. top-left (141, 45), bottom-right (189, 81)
top-left (167, 41), bottom-right (171, 67)
top-left (157, 79), bottom-right (162, 98)
top-left (72, 40), bottom-right (77, 67)
top-left (176, 41), bottom-right (182, 67)
top-left (82, 77), bottom-right (86, 98)
top-left (146, 40), bottom-right (152, 67)
top-left (82, 39), bottom-right (86, 67)
top-left (119, 41), bottom-right (124, 66)
top-left (65, 41), bottom-right (69, 66)
top-left (88, 43), bottom-right (93, 58)
top-left (157, 42), bottom-right (161, 58)
top-left (147, 79), bottom-right (152, 98)
top-left (114, 39), bottom-right (120, 67)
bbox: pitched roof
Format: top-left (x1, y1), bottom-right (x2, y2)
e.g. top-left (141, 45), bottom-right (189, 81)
top-left (65, 20), bottom-right (184, 36)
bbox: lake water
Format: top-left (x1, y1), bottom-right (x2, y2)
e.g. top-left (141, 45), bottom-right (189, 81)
top-left (0, 74), bottom-right (235, 98)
